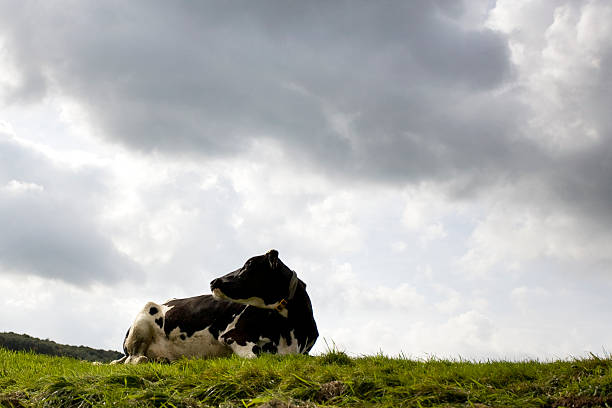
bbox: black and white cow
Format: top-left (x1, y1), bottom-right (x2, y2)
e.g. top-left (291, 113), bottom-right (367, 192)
top-left (112, 250), bottom-right (318, 364)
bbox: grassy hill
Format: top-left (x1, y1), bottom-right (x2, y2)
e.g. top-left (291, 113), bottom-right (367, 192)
top-left (0, 332), bottom-right (123, 363)
top-left (1, 348), bottom-right (612, 407)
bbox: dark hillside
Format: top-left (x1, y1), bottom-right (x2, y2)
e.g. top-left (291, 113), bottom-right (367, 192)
top-left (0, 331), bottom-right (122, 362)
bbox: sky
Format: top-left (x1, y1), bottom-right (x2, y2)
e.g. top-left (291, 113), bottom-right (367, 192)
top-left (1, 0), bottom-right (611, 360)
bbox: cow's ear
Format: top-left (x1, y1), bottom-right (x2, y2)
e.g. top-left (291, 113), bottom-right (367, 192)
top-left (267, 249), bottom-right (279, 269)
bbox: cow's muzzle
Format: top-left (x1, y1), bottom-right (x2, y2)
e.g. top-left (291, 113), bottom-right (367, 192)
top-left (210, 278), bottom-right (222, 291)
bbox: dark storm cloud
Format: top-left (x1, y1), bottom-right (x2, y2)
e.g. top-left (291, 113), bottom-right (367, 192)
top-left (550, 144), bottom-right (612, 229)
top-left (0, 1), bottom-right (515, 175)
top-left (538, 40), bottom-right (612, 228)
top-left (1, 1), bottom-right (611, 227)
top-left (0, 135), bottom-right (141, 286)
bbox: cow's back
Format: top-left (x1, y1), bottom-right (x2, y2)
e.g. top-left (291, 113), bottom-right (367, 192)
top-left (120, 295), bottom-right (247, 363)
top-left (163, 295), bottom-right (246, 340)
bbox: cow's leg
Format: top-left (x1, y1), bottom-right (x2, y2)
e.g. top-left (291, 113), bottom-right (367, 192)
top-left (121, 302), bottom-right (166, 364)
top-left (227, 340), bottom-right (258, 358)
top-left (110, 355), bottom-right (127, 365)
top-left (223, 335), bottom-right (282, 358)
top-left (125, 355), bottom-right (149, 364)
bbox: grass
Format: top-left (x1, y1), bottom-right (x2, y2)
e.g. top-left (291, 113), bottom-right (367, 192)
top-left (2, 348), bottom-right (612, 407)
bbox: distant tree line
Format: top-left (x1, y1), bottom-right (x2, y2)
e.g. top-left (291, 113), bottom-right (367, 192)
top-left (0, 332), bottom-right (123, 362)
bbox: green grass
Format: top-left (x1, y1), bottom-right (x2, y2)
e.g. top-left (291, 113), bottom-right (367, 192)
top-left (2, 347), bottom-right (612, 407)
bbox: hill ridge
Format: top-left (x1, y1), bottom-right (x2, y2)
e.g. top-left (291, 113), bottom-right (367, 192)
top-left (0, 331), bottom-right (123, 362)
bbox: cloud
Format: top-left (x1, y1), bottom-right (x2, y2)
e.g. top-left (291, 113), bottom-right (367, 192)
top-left (3, 180), bottom-right (44, 194)
top-left (487, 0), bottom-right (612, 210)
top-left (3, 1), bottom-right (608, 236)
top-left (457, 177), bottom-right (612, 279)
top-left (0, 274), bottom-right (148, 350)
top-left (445, 0), bottom-right (612, 277)
top-left (0, 134), bottom-right (141, 286)
top-left (0, 1), bottom-right (515, 182)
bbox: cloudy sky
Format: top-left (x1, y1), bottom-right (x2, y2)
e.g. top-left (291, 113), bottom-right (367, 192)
top-left (1, 0), bottom-right (611, 360)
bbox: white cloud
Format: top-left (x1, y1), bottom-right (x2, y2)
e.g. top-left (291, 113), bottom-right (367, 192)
top-left (0, 37), bottom-right (21, 96)
top-left (489, 0), bottom-right (612, 153)
top-left (458, 181), bottom-right (612, 277)
top-left (511, 286), bottom-right (552, 315)
top-left (433, 286), bottom-right (463, 315)
top-left (3, 179), bottom-right (44, 194)
top-left (391, 241), bottom-right (407, 252)
top-left (318, 262), bottom-right (426, 312)
top-left (0, 274), bottom-right (149, 350)
top-left (401, 183), bottom-right (457, 246)
top-left (442, 310), bottom-right (495, 348)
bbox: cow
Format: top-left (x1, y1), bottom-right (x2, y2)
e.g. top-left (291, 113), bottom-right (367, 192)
top-left (111, 250), bottom-right (318, 364)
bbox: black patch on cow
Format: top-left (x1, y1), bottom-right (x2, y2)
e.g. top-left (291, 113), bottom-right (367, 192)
top-left (180, 334), bottom-right (186, 340)
top-left (263, 343), bottom-right (277, 354)
top-left (250, 343), bottom-right (278, 355)
top-left (211, 250), bottom-right (319, 355)
top-left (214, 285), bottom-right (318, 354)
top-left (155, 317), bottom-right (163, 329)
top-left (220, 306), bottom-right (291, 351)
top-left (149, 307), bottom-right (158, 315)
top-left (164, 295), bottom-right (245, 338)
top-left (210, 252), bottom-right (292, 306)
top-left (122, 328), bottom-right (130, 356)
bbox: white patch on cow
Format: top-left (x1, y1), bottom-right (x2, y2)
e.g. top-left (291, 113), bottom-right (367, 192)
top-left (303, 336), bottom-right (316, 354)
top-left (224, 331), bottom-right (299, 357)
top-left (148, 327), bottom-right (231, 361)
top-left (227, 336), bottom-right (277, 358)
top-left (229, 341), bottom-right (258, 358)
top-left (122, 302), bottom-right (165, 358)
top-left (212, 288), bottom-right (224, 300)
top-left (213, 290), bottom-right (268, 309)
top-left (110, 355), bottom-right (127, 365)
top-left (219, 308), bottom-right (246, 335)
top-left (212, 308), bottom-right (260, 358)
top-left (161, 303), bottom-right (174, 314)
top-left (125, 355), bottom-right (149, 364)
top-left (212, 289), bottom-right (288, 317)
top-left (122, 300), bottom-right (232, 363)
top-left (277, 330), bottom-right (299, 355)
top-left (233, 296), bottom-right (272, 309)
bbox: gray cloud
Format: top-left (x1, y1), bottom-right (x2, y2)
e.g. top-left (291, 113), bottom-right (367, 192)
top-left (0, 135), bottom-right (141, 286)
top-left (0, 2), bottom-right (514, 170)
top-left (1, 1), bottom-right (611, 239)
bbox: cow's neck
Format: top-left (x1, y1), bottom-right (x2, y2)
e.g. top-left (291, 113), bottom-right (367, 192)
top-left (284, 281), bottom-right (316, 326)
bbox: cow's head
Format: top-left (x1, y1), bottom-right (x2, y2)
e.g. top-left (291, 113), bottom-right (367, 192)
top-left (210, 249), bottom-right (299, 315)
